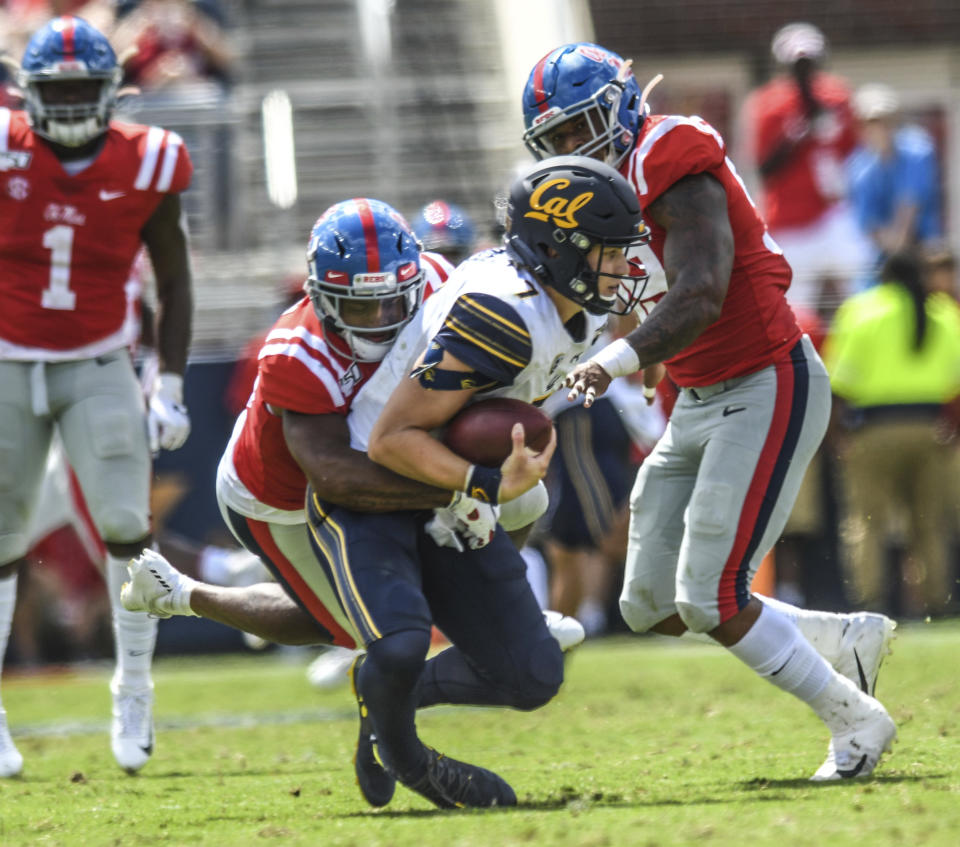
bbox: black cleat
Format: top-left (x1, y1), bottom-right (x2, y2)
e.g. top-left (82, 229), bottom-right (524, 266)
top-left (403, 746), bottom-right (517, 809)
top-left (350, 654), bottom-right (396, 807)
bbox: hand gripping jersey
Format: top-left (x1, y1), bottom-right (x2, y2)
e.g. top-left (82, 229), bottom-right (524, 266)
top-left (348, 248), bottom-right (609, 451)
top-left (0, 109), bottom-right (192, 359)
top-left (745, 72), bottom-right (858, 231)
top-left (622, 114), bottom-right (801, 387)
top-left (220, 252), bottom-right (452, 519)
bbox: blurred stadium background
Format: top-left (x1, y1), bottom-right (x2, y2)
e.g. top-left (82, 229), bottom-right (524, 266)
top-left (3, 0), bottom-right (959, 659)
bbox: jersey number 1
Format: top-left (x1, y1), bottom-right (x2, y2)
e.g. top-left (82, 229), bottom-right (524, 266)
top-left (41, 225), bottom-right (77, 311)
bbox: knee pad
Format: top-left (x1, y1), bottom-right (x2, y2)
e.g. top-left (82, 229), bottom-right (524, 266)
top-left (675, 599), bottom-right (719, 635)
top-left (618, 577), bottom-right (664, 634)
top-left (499, 481), bottom-right (549, 532)
top-left (512, 635), bottom-right (563, 711)
top-left (366, 628), bottom-right (432, 685)
top-left (97, 507), bottom-right (150, 544)
top-left (0, 533), bottom-right (29, 566)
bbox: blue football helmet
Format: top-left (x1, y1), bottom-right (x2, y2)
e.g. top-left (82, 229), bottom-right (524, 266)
top-left (305, 198), bottom-right (425, 362)
top-left (504, 156), bottom-right (651, 316)
top-left (19, 16), bottom-right (121, 147)
top-left (412, 200), bottom-right (476, 265)
top-left (522, 43), bottom-right (644, 169)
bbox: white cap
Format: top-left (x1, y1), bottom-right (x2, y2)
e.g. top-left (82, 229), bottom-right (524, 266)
top-left (771, 22), bottom-right (827, 65)
top-left (853, 83), bottom-right (900, 120)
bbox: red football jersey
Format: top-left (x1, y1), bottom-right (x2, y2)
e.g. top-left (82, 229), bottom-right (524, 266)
top-left (230, 252), bottom-right (452, 512)
top-left (623, 114), bottom-right (801, 387)
top-left (745, 72), bottom-right (858, 230)
top-left (0, 108), bottom-right (192, 358)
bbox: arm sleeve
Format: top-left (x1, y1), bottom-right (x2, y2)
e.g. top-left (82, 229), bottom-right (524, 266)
top-left (431, 292), bottom-right (532, 385)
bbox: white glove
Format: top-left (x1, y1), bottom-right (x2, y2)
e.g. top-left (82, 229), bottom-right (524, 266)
top-left (447, 492), bottom-right (500, 550)
top-left (425, 506), bottom-right (465, 552)
top-left (148, 372), bottom-right (191, 453)
top-left (426, 493), bottom-right (500, 551)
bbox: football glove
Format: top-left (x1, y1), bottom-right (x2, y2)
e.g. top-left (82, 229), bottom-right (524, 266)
top-left (147, 372), bottom-right (191, 453)
top-left (427, 493), bottom-right (500, 551)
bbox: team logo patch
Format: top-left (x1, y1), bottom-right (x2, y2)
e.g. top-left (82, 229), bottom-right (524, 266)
top-left (0, 150), bottom-right (32, 171)
top-left (6, 176), bottom-right (30, 200)
top-left (524, 177), bottom-right (593, 229)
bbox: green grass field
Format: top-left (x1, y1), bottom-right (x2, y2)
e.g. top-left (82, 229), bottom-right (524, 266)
top-left (1, 621), bottom-right (958, 846)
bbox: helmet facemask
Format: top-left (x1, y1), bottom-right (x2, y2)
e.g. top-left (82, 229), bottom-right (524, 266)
top-left (24, 73), bottom-right (120, 147)
top-left (523, 79), bottom-right (635, 169)
top-left (310, 275), bottom-right (424, 363)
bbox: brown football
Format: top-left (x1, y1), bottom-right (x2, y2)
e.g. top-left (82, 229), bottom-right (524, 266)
top-left (442, 398), bottom-right (553, 467)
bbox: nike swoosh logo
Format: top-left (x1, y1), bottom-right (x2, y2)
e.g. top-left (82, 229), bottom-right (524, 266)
top-left (99, 190), bottom-right (125, 201)
top-left (128, 649), bottom-right (151, 657)
top-left (722, 405), bottom-right (747, 416)
top-left (854, 648), bottom-right (870, 694)
top-left (836, 753), bottom-right (868, 778)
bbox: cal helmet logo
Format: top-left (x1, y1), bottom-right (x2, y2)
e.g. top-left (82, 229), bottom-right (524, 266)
top-left (524, 177), bottom-right (593, 229)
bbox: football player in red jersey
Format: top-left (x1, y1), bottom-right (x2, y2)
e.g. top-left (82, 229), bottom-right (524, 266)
top-left (0, 16), bottom-right (193, 777)
top-left (524, 43), bottom-right (898, 781)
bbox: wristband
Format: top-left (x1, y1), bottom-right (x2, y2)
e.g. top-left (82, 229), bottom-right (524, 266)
top-left (643, 385), bottom-right (657, 400)
top-left (464, 464), bottom-right (502, 505)
top-left (590, 338), bottom-right (640, 379)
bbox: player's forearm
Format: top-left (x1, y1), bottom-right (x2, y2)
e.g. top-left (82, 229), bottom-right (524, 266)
top-left (303, 447), bottom-right (451, 512)
top-left (367, 428), bottom-right (471, 495)
top-left (622, 282), bottom-right (721, 369)
top-left (155, 279), bottom-right (193, 374)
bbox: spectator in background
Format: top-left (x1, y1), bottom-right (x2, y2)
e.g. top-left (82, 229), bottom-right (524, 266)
top-left (847, 83), bottom-right (942, 285)
top-left (743, 22), bottom-right (870, 318)
top-left (111, 0), bottom-right (233, 95)
top-left (411, 200), bottom-right (477, 268)
top-left (823, 251), bottom-right (960, 618)
top-left (925, 247), bottom-right (958, 301)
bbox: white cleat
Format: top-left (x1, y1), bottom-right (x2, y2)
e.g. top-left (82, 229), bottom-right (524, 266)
top-left (0, 708), bottom-right (24, 778)
top-left (122, 549), bottom-right (195, 619)
top-left (810, 695), bottom-right (897, 781)
top-left (306, 646), bottom-right (361, 690)
top-left (832, 613), bottom-right (897, 696)
top-left (543, 610), bottom-right (585, 652)
top-left (111, 682), bottom-right (155, 773)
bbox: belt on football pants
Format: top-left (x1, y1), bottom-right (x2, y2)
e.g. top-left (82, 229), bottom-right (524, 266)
top-left (684, 376), bottom-right (747, 402)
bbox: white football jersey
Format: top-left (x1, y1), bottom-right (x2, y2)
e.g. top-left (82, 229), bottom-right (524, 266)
top-left (348, 248), bottom-right (607, 450)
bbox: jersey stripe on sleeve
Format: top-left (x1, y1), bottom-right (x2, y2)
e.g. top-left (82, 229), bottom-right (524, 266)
top-left (134, 126), bottom-right (165, 190)
top-left (433, 292), bottom-right (532, 384)
top-left (155, 131), bottom-right (183, 192)
top-left (0, 108), bottom-right (10, 150)
top-left (259, 327), bottom-right (346, 407)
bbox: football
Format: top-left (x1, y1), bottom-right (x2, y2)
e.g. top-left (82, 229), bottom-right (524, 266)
top-left (442, 398), bottom-right (553, 466)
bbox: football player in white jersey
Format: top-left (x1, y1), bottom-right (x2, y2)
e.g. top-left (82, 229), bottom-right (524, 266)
top-left (285, 156), bottom-right (650, 810)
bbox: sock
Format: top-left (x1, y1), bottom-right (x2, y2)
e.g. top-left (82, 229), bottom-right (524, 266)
top-left (107, 554), bottom-right (157, 691)
top-left (0, 573), bottom-right (16, 705)
top-left (727, 604), bottom-right (832, 703)
top-left (755, 593), bottom-right (846, 664)
top-left (360, 629), bottom-right (431, 781)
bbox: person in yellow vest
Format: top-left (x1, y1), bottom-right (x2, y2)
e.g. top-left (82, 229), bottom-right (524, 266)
top-left (824, 251), bottom-right (960, 616)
